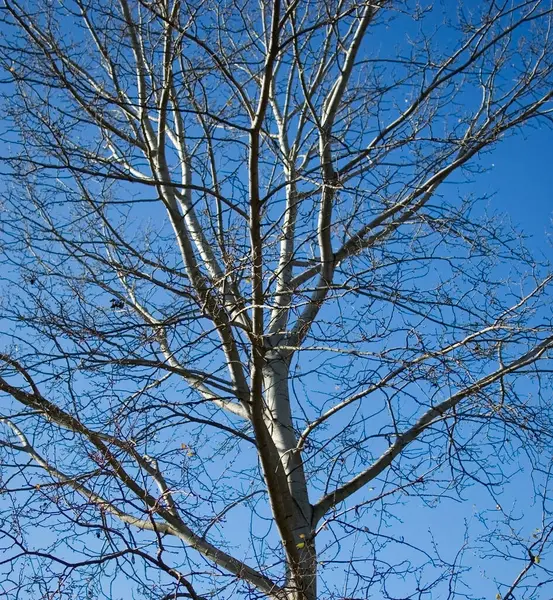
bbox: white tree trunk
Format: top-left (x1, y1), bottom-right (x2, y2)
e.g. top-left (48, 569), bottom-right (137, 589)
top-left (263, 352), bottom-right (317, 600)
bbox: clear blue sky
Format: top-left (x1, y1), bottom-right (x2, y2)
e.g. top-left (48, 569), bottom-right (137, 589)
top-left (359, 122), bottom-right (553, 599)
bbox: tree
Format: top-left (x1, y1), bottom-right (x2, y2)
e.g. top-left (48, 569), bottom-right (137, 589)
top-left (0, 0), bottom-right (552, 598)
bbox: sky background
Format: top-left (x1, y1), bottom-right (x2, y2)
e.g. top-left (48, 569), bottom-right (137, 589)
top-left (489, 126), bottom-right (552, 255)
top-left (372, 122), bottom-right (553, 599)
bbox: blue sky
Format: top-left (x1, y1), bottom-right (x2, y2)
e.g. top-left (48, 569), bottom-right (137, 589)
top-left (350, 121), bottom-right (553, 600)
top-left (489, 126), bottom-right (553, 254)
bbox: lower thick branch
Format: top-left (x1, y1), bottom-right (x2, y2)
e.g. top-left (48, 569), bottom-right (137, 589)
top-left (312, 335), bottom-right (553, 523)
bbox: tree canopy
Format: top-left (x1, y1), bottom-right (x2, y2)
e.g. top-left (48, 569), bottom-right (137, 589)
top-left (1, 1), bottom-right (553, 599)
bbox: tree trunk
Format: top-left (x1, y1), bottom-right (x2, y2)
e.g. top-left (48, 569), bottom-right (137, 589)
top-left (263, 351), bottom-right (317, 600)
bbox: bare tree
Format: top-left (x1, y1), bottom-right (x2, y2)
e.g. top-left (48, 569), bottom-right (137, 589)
top-left (0, 0), bottom-right (553, 598)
